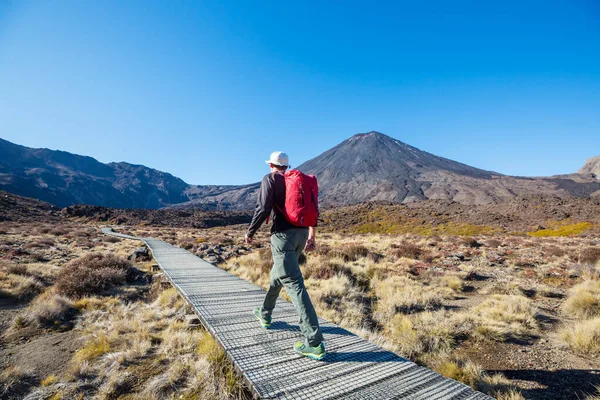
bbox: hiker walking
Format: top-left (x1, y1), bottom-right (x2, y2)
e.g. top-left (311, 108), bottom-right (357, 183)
top-left (245, 151), bottom-right (325, 360)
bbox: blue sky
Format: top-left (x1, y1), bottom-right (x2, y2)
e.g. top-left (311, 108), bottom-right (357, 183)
top-left (1, 1), bottom-right (599, 185)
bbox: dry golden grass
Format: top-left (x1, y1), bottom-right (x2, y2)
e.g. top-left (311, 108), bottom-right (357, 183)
top-left (584, 387), bottom-right (600, 400)
top-left (373, 275), bottom-right (454, 320)
top-left (6, 222), bottom-right (598, 399)
top-left (439, 275), bottom-right (464, 292)
top-left (562, 279), bottom-right (600, 319)
top-left (12, 290), bottom-right (78, 330)
top-left (559, 317), bottom-right (600, 355)
top-left (527, 222), bottom-right (593, 237)
top-left (435, 358), bottom-right (484, 388)
top-left (0, 260), bottom-right (46, 300)
top-left (40, 375), bottom-right (58, 386)
top-left (64, 279), bottom-right (248, 399)
top-left (470, 295), bottom-right (538, 341)
top-left (389, 311), bottom-right (465, 360)
top-left (0, 366), bottom-right (33, 396)
top-left (434, 357), bottom-right (523, 399)
top-left (305, 273), bottom-right (367, 327)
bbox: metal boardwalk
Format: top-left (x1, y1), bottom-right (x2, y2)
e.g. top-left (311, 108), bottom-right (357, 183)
top-left (102, 227), bottom-right (493, 400)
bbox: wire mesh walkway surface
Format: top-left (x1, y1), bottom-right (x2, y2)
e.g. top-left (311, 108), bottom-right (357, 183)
top-left (102, 227), bottom-right (493, 400)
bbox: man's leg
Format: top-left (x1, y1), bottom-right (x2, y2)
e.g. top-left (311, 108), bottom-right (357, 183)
top-left (272, 229), bottom-right (323, 347)
top-left (261, 266), bottom-right (283, 318)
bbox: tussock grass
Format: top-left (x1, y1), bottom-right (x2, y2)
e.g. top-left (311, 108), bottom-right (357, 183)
top-left (439, 275), bottom-right (464, 292)
top-left (584, 387), bottom-right (600, 400)
top-left (0, 366), bottom-right (34, 397)
top-left (40, 375), bottom-right (58, 386)
top-left (328, 243), bottom-right (369, 261)
top-left (434, 357), bottom-right (524, 399)
top-left (0, 260), bottom-right (46, 300)
top-left (306, 273), bottom-right (367, 327)
top-left (63, 277), bottom-right (249, 399)
top-left (12, 290), bottom-right (78, 330)
top-left (559, 317), bottom-right (600, 355)
top-left (471, 295), bottom-right (538, 341)
top-left (373, 275), bottom-right (454, 319)
top-left (579, 247), bottom-right (600, 265)
top-left (389, 311), bottom-right (464, 359)
top-left (562, 279), bottom-right (600, 319)
top-left (435, 358), bottom-right (483, 388)
top-left (74, 333), bottom-right (111, 363)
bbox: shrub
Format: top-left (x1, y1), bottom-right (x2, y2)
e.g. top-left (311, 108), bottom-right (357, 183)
top-left (103, 236), bottom-right (120, 244)
top-left (579, 247), bottom-right (600, 265)
top-left (178, 240), bottom-right (194, 250)
top-left (391, 242), bottom-right (422, 260)
top-left (559, 317), bottom-right (600, 355)
top-left (314, 244), bottom-right (331, 256)
top-left (56, 253), bottom-right (133, 298)
top-left (50, 227), bottom-right (69, 236)
top-left (463, 237), bottom-right (482, 248)
top-left (542, 245), bottom-right (567, 258)
top-left (562, 280), bottom-right (600, 319)
top-left (6, 263), bottom-right (28, 276)
top-left (303, 261), bottom-right (343, 280)
top-left (25, 238), bottom-right (55, 249)
top-left (329, 244), bottom-right (369, 262)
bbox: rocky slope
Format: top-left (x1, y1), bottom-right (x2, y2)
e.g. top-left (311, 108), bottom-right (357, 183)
top-left (1, 133), bottom-right (599, 209)
top-left (0, 191), bottom-right (61, 223)
top-left (0, 138), bottom-right (188, 208)
top-left (293, 132), bottom-right (600, 207)
top-left (579, 155), bottom-right (600, 178)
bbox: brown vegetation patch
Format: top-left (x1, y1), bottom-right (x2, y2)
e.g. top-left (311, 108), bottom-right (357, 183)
top-left (55, 253), bottom-right (134, 298)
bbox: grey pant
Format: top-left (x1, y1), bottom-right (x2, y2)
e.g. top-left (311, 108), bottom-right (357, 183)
top-left (261, 228), bottom-right (324, 347)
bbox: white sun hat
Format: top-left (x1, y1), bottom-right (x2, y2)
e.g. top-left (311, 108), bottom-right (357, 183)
top-left (265, 151), bottom-right (291, 167)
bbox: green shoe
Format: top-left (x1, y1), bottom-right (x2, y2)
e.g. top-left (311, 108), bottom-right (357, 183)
top-left (294, 341), bottom-right (326, 360)
top-left (253, 307), bottom-right (271, 329)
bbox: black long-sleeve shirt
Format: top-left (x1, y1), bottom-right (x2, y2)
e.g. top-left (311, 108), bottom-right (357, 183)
top-left (246, 172), bottom-right (308, 237)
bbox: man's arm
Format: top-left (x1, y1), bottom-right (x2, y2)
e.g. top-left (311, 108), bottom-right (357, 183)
top-left (245, 174), bottom-right (274, 243)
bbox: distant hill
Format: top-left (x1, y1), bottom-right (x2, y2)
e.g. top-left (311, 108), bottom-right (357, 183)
top-left (1, 133), bottom-right (599, 210)
top-left (0, 138), bottom-right (189, 208)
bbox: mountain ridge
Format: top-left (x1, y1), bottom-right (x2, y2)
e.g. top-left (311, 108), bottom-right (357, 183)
top-left (1, 133), bottom-right (598, 210)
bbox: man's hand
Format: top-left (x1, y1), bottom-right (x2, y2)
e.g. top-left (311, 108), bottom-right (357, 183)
top-left (305, 226), bottom-right (317, 252)
top-left (245, 233), bottom-right (253, 245)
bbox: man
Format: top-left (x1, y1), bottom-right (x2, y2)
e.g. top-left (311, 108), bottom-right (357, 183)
top-left (245, 151), bottom-right (325, 360)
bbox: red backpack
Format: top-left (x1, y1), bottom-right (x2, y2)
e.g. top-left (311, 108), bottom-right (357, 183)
top-left (274, 169), bottom-right (319, 227)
